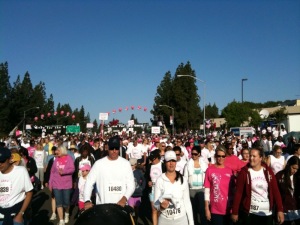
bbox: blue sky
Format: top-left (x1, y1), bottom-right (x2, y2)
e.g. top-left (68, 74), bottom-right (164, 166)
top-left (1, 0), bottom-right (299, 124)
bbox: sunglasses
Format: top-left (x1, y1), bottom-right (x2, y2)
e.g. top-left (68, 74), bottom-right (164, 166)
top-left (191, 153), bottom-right (199, 156)
top-left (216, 155), bottom-right (226, 158)
top-left (176, 154), bottom-right (181, 156)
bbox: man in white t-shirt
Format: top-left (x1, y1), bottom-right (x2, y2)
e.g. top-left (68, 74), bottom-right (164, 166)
top-left (0, 147), bottom-right (33, 225)
top-left (84, 136), bottom-right (135, 209)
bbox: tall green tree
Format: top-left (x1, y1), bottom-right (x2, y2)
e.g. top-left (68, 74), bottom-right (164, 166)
top-left (152, 62), bottom-right (201, 132)
top-left (221, 101), bottom-right (251, 128)
top-left (0, 62), bottom-right (11, 135)
top-left (205, 103), bottom-right (219, 119)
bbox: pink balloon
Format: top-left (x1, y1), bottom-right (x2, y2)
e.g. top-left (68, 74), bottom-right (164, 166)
top-left (41, 114), bottom-right (44, 119)
top-left (112, 110), bottom-right (116, 114)
top-left (54, 111), bottom-right (57, 116)
top-left (60, 110), bottom-right (64, 115)
top-left (66, 112), bottom-right (70, 116)
top-left (34, 117), bottom-right (38, 121)
top-left (138, 106), bottom-right (141, 110)
top-left (72, 115), bottom-right (75, 119)
top-left (125, 107), bottom-right (128, 111)
top-left (47, 112), bottom-right (51, 117)
top-left (119, 108), bottom-right (122, 112)
top-left (144, 107), bottom-right (147, 111)
top-left (131, 106), bottom-right (134, 110)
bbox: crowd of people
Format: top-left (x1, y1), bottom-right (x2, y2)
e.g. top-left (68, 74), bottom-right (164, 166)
top-left (0, 128), bottom-right (300, 225)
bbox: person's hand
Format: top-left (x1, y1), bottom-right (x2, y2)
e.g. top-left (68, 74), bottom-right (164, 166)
top-left (160, 199), bottom-right (170, 210)
top-left (84, 201), bottom-right (93, 210)
top-left (58, 168), bottom-right (63, 175)
top-left (13, 212), bottom-right (24, 223)
top-left (205, 207), bottom-right (211, 221)
top-left (231, 214), bottom-right (238, 223)
top-left (277, 211), bottom-right (284, 224)
top-left (117, 196), bottom-right (127, 207)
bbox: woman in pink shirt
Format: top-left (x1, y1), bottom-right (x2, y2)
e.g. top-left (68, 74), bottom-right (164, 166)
top-left (204, 145), bottom-right (235, 225)
top-left (49, 145), bottom-right (75, 225)
top-left (224, 142), bottom-right (245, 176)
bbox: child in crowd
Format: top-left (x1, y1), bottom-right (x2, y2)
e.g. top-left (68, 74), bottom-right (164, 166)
top-left (78, 164), bottom-right (91, 211)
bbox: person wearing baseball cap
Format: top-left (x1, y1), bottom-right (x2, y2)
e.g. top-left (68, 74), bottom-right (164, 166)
top-left (0, 147), bottom-right (33, 225)
top-left (153, 150), bottom-right (194, 225)
top-left (84, 135), bottom-right (135, 210)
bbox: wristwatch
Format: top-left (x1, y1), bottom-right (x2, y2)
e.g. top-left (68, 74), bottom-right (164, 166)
top-left (19, 211), bottom-right (24, 215)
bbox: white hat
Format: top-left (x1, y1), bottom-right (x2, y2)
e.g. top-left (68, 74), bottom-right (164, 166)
top-left (164, 151), bottom-right (176, 162)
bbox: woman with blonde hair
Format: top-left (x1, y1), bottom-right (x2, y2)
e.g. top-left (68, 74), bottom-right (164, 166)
top-left (49, 145), bottom-right (75, 225)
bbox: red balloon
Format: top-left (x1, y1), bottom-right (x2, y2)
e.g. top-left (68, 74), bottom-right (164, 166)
top-left (118, 108), bottom-right (122, 112)
top-left (34, 117), bottom-right (38, 121)
top-left (144, 107), bottom-right (147, 111)
top-left (131, 106), bottom-right (134, 110)
top-left (47, 112), bottom-right (51, 117)
top-left (60, 110), bottom-right (64, 115)
top-left (72, 115), bottom-right (75, 119)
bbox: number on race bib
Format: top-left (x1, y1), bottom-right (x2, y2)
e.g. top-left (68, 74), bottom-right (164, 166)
top-left (109, 186), bottom-right (122, 192)
top-left (166, 208), bottom-right (181, 216)
top-left (250, 205), bottom-right (259, 210)
top-left (0, 187), bottom-right (9, 193)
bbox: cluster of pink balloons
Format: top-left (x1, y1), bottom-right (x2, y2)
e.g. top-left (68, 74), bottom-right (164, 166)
top-left (110, 106), bottom-right (147, 115)
top-left (34, 110), bottom-right (76, 121)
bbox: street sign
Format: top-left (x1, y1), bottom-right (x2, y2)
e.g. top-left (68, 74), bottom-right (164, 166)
top-left (66, 125), bottom-right (80, 133)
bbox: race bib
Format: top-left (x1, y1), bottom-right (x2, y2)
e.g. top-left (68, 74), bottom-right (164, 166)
top-left (250, 199), bottom-right (271, 215)
top-left (107, 182), bottom-right (122, 194)
top-left (165, 207), bottom-right (181, 218)
top-left (0, 181), bottom-right (11, 196)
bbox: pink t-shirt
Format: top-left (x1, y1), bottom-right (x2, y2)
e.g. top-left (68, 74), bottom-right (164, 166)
top-left (204, 165), bottom-right (234, 215)
top-left (224, 155), bottom-right (245, 175)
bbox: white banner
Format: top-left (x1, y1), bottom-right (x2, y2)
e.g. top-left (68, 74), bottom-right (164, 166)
top-left (99, 113), bottom-right (108, 120)
top-left (151, 126), bottom-right (161, 134)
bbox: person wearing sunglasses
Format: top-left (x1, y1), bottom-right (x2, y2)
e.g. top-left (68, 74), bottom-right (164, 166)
top-left (184, 146), bottom-right (208, 225)
top-left (84, 135), bottom-right (135, 210)
top-left (154, 150), bottom-right (194, 225)
top-left (231, 147), bottom-right (284, 225)
top-left (204, 145), bottom-right (235, 225)
top-left (223, 142), bottom-right (245, 176)
top-left (145, 149), bottom-right (166, 225)
top-left (173, 146), bottom-right (187, 175)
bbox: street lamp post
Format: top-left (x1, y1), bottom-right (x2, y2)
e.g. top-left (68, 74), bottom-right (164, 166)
top-left (242, 78), bottom-right (248, 103)
top-left (23, 106), bottom-right (40, 136)
top-left (158, 104), bottom-right (175, 136)
top-left (177, 74), bottom-right (206, 136)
